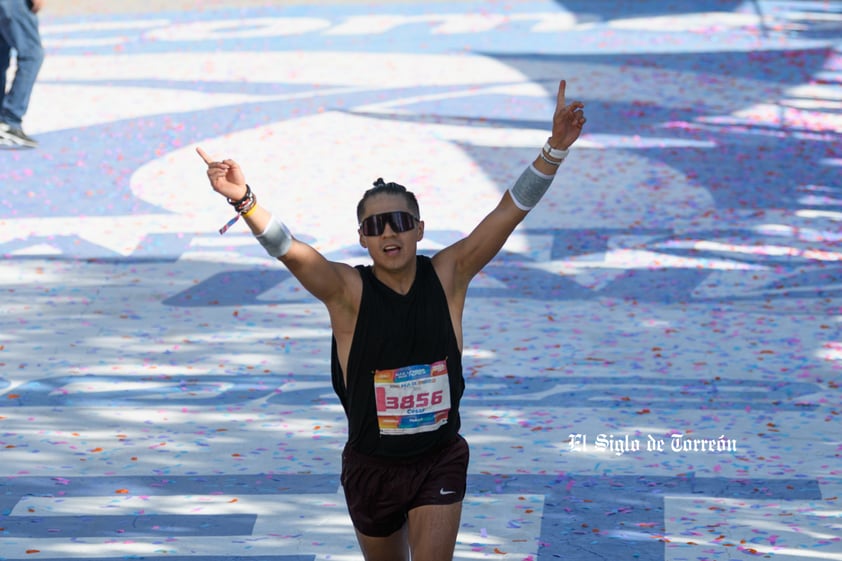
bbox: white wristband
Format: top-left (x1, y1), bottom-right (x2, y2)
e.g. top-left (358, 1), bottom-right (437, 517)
top-left (543, 140), bottom-right (568, 162)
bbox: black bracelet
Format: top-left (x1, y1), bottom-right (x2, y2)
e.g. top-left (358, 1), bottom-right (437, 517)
top-left (227, 184), bottom-right (252, 208)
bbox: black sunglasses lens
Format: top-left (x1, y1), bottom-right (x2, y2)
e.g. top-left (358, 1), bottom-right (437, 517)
top-left (361, 215), bottom-right (383, 236)
top-left (361, 212), bottom-right (415, 236)
top-left (390, 212), bottom-right (415, 232)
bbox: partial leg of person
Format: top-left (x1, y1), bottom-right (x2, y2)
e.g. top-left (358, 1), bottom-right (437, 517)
top-left (354, 524), bottom-right (410, 561)
top-left (0, 0), bottom-right (44, 127)
top-left (404, 435), bottom-right (468, 561)
top-left (0, 31), bottom-right (10, 113)
top-left (341, 443), bottom-right (414, 561)
top-left (407, 502), bottom-right (462, 561)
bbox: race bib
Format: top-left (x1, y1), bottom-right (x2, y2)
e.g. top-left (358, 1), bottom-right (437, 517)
top-left (374, 359), bottom-right (451, 435)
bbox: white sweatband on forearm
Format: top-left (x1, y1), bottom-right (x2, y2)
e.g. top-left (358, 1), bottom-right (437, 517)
top-left (508, 164), bottom-right (555, 211)
top-left (256, 215), bottom-right (293, 258)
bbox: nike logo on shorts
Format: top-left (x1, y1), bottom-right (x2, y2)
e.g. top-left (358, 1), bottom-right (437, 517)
top-left (440, 488), bottom-right (456, 495)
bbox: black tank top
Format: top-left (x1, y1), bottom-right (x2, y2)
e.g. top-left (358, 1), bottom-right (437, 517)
top-left (331, 255), bottom-right (464, 457)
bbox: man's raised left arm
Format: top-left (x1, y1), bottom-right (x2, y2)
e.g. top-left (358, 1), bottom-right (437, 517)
top-left (434, 79), bottom-right (586, 287)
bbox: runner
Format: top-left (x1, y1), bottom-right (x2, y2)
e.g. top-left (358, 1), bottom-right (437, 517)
top-left (198, 79), bottom-right (586, 561)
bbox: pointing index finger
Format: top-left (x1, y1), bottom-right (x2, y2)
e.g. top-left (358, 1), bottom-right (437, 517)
top-left (196, 146), bottom-right (214, 165)
top-left (557, 79), bottom-right (567, 109)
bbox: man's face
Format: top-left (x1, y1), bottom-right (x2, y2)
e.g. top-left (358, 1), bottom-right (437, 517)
top-left (358, 194), bottom-right (424, 270)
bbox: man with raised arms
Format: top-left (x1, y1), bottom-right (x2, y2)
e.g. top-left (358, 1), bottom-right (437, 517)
top-left (198, 79), bottom-right (586, 561)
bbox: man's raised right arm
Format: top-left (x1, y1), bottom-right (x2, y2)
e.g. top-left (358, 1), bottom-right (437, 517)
top-left (196, 147), bottom-right (359, 306)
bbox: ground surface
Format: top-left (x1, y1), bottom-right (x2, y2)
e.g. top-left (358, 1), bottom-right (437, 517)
top-left (1, 1), bottom-right (841, 560)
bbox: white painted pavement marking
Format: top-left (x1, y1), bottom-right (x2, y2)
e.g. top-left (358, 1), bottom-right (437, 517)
top-left (3, 492), bottom-right (544, 560)
top-left (34, 51), bottom-right (528, 88)
top-left (38, 10), bottom-right (818, 43)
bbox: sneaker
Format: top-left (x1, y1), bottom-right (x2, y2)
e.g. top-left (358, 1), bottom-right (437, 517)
top-left (0, 122), bottom-right (38, 148)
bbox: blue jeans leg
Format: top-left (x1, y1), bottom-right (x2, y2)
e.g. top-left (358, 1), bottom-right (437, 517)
top-left (0, 38), bottom-right (10, 112)
top-left (0, 0), bottom-right (44, 127)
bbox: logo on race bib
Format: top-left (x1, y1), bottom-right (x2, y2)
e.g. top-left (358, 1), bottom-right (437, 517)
top-left (374, 359), bottom-right (451, 435)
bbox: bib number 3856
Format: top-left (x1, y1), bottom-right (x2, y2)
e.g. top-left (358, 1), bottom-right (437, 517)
top-left (374, 359), bottom-right (451, 435)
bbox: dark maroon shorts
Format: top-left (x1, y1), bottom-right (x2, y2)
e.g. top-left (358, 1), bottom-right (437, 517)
top-left (340, 434), bottom-right (470, 537)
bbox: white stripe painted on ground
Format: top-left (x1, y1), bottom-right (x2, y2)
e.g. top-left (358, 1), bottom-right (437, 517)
top-left (3, 493), bottom-right (544, 560)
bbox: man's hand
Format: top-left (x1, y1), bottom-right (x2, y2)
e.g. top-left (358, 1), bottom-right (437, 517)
top-left (548, 80), bottom-right (586, 150)
top-left (29, 0), bottom-right (44, 14)
top-left (196, 147), bottom-right (248, 201)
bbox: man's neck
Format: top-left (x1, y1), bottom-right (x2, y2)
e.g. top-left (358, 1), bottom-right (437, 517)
top-left (372, 258), bottom-right (417, 295)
